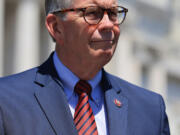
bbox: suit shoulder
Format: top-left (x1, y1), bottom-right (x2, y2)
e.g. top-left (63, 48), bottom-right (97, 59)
top-left (0, 68), bottom-right (38, 86)
top-left (105, 72), bottom-right (162, 99)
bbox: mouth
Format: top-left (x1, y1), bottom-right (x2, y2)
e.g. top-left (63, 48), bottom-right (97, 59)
top-left (90, 40), bottom-right (115, 44)
top-left (89, 40), bottom-right (116, 51)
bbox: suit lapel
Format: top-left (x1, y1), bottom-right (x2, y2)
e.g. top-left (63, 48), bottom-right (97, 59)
top-left (102, 72), bottom-right (128, 135)
top-left (34, 53), bottom-right (78, 135)
top-left (105, 89), bottom-right (128, 135)
top-left (34, 80), bottom-right (78, 135)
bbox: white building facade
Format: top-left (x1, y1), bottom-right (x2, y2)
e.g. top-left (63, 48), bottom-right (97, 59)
top-left (1, 0), bottom-right (180, 134)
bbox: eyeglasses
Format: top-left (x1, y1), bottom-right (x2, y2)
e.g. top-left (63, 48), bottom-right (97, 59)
top-left (52, 6), bottom-right (128, 25)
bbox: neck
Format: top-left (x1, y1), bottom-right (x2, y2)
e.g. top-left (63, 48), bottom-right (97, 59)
top-left (55, 51), bottom-right (102, 80)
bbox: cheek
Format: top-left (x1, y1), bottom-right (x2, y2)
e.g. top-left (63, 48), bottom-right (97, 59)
top-left (73, 23), bottom-right (93, 45)
top-left (85, 25), bottom-right (99, 40)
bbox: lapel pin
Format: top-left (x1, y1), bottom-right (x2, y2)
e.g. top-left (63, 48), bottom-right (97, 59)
top-left (114, 99), bottom-right (122, 108)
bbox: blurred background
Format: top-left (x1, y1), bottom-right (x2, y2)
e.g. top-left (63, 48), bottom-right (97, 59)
top-left (0, 0), bottom-right (179, 134)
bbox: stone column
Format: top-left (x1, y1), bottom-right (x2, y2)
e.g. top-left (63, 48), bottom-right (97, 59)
top-left (0, 0), bottom-right (5, 76)
top-left (147, 65), bottom-right (167, 99)
top-left (13, 0), bottom-right (40, 73)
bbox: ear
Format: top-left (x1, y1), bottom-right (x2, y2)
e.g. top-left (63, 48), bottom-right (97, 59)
top-left (45, 14), bottom-right (64, 44)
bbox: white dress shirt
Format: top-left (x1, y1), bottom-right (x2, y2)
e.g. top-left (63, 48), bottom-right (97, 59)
top-left (53, 52), bottom-right (108, 135)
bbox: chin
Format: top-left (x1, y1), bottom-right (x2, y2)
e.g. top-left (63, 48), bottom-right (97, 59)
top-left (101, 46), bottom-right (115, 55)
top-left (100, 55), bottom-right (113, 68)
top-left (90, 44), bottom-right (116, 61)
top-left (98, 49), bottom-right (114, 62)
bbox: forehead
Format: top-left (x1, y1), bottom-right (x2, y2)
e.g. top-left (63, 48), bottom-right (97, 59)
top-left (72, 0), bottom-right (119, 8)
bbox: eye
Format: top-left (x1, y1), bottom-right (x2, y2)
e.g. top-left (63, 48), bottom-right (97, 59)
top-left (110, 8), bottom-right (118, 16)
top-left (110, 11), bottom-right (118, 17)
top-left (108, 8), bottom-right (118, 21)
top-left (86, 10), bottom-right (97, 16)
top-left (85, 7), bottom-right (102, 20)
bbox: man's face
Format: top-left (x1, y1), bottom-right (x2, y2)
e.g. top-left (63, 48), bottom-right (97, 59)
top-left (55, 0), bottom-right (120, 73)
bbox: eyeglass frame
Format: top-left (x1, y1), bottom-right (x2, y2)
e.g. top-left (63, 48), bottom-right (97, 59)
top-left (51, 6), bottom-right (128, 25)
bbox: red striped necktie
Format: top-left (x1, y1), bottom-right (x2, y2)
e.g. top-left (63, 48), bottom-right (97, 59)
top-left (74, 80), bottom-right (98, 135)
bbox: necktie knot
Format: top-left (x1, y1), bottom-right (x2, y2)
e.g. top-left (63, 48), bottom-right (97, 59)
top-left (74, 80), bottom-right (92, 96)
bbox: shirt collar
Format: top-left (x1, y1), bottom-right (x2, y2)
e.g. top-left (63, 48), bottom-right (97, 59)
top-left (53, 52), bottom-right (102, 101)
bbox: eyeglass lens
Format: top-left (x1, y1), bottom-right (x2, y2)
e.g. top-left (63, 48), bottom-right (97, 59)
top-left (84, 6), bottom-right (126, 25)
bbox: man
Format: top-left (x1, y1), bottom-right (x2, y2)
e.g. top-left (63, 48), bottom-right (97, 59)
top-left (0, 0), bottom-right (170, 134)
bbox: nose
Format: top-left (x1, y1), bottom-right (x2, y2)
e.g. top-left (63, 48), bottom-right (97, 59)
top-left (98, 12), bottom-right (114, 31)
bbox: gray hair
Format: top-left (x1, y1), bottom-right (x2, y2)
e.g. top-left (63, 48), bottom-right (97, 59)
top-left (45, 0), bottom-right (74, 15)
top-left (45, 0), bottom-right (122, 16)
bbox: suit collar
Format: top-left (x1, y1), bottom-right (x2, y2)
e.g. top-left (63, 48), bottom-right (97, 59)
top-left (34, 52), bottom-right (60, 86)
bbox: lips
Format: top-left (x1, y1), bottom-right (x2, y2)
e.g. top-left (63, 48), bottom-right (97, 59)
top-left (90, 40), bottom-right (115, 44)
top-left (91, 40), bottom-right (114, 42)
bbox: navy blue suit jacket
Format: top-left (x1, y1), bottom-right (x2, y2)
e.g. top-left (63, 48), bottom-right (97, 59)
top-left (0, 53), bottom-right (170, 135)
